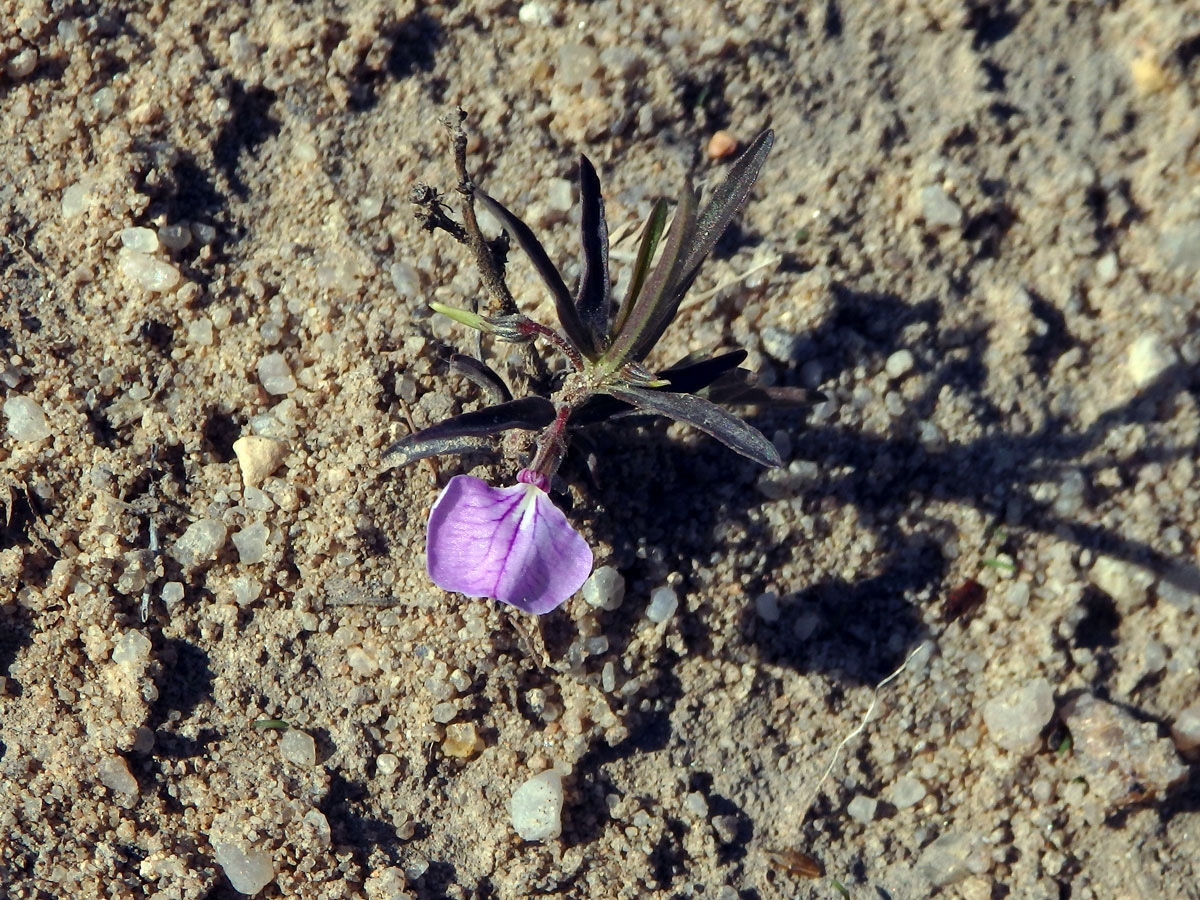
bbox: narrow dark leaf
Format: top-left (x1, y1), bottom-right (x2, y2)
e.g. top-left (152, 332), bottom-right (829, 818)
top-left (606, 385), bottom-right (782, 467)
top-left (707, 380), bottom-right (824, 407)
top-left (626, 130), bottom-right (775, 361)
top-left (383, 397), bottom-right (555, 466)
top-left (613, 198), bottom-right (668, 336)
top-left (476, 189), bottom-right (590, 353)
top-left (568, 393), bottom-right (630, 427)
top-left (569, 350), bottom-right (749, 427)
top-left (574, 155), bottom-right (610, 355)
top-left (680, 129), bottom-right (774, 278)
top-left (657, 349), bottom-right (748, 393)
top-left (381, 434), bottom-right (494, 469)
top-left (602, 183), bottom-right (698, 368)
top-left (449, 354), bottom-right (512, 404)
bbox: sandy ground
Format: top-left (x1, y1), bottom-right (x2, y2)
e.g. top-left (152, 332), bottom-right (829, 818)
top-left (2, 1), bottom-right (1199, 898)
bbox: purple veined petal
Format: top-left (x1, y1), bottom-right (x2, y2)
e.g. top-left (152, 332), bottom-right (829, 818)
top-left (426, 475), bottom-right (593, 615)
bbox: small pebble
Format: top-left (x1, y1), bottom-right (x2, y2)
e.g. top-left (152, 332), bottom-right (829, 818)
top-left (231, 575), bottom-right (262, 606)
top-left (62, 178), bottom-right (97, 218)
top-left (171, 518), bottom-right (227, 568)
top-left (212, 839), bottom-right (275, 895)
top-left (1126, 333), bottom-right (1178, 390)
top-left (1089, 554), bottom-right (1154, 614)
top-left (711, 814), bottom-right (739, 844)
top-left (347, 646), bottom-right (379, 678)
top-left (257, 353), bottom-right (297, 395)
top-left (646, 586), bottom-right (678, 623)
top-left (111, 630), bottom-right (152, 669)
top-left (1171, 701), bottom-right (1200, 755)
top-left (707, 130), bottom-right (738, 159)
top-left (556, 43), bottom-right (600, 87)
top-left (280, 728), bottom-right (317, 766)
top-left (442, 722), bottom-right (484, 759)
top-left (582, 566), bottom-right (625, 611)
top-left (232, 521), bottom-right (270, 565)
top-left (119, 249), bottom-right (181, 292)
top-left (364, 866), bottom-right (409, 900)
top-left (510, 770), bottom-right (563, 841)
top-left (916, 832), bottom-right (984, 887)
top-left (885, 349), bottom-right (915, 379)
top-left (754, 591), bottom-right (780, 623)
top-left (1130, 55), bottom-right (1169, 94)
top-left (1095, 252), bottom-right (1118, 285)
top-left (120, 227), bottom-right (160, 254)
top-left (431, 702), bottom-right (457, 724)
top-left (187, 317), bottom-right (214, 346)
top-left (303, 809), bottom-right (331, 848)
top-left (376, 753), bottom-right (400, 775)
top-left (518, 2), bottom-right (555, 26)
top-left (158, 224), bottom-right (192, 251)
top-left (3, 395), bottom-right (51, 441)
top-left (920, 184), bottom-right (963, 229)
top-left (390, 262), bottom-right (421, 298)
top-left (601, 662), bottom-right (617, 693)
top-left (760, 326), bottom-right (800, 363)
top-left (890, 775), bottom-right (927, 808)
top-left (982, 677), bottom-right (1055, 753)
top-left (1062, 693), bottom-right (1187, 807)
top-left (7, 47), bottom-right (38, 79)
top-left (161, 581), bottom-right (185, 606)
top-left (546, 177), bottom-right (575, 213)
top-left (233, 435), bottom-right (289, 487)
top-left (97, 755), bottom-right (138, 796)
top-left (846, 795), bottom-right (878, 823)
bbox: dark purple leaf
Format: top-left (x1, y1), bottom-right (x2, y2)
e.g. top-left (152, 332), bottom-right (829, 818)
top-left (606, 385), bottom-right (782, 467)
top-left (381, 434), bottom-right (494, 468)
top-left (449, 354), bottom-right (512, 404)
top-left (384, 397), bottom-right (556, 466)
top-left (658, 349), bottom-right (748, 393)
top-left (680, 129), bottom-right (774, 279)
top-left (476, 189), bottom-right (590, 353)
top-left (707, 380), bottom-right (824, 407)
top-left (602, 183), bottom-right (698, 368)
top-left (604, 130), bottom-right (775, 365)
top-left (613, 198), bottom-right (668, 336)
top-left (574, 155), bottom-right (610, 356)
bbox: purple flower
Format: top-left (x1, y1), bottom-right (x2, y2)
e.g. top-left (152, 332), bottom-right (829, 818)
top-left (426, 469), bottom-right (593, 615)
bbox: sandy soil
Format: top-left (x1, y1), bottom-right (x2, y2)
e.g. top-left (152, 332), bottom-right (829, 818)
top-left (2, 1), bottom-right (1198, 898)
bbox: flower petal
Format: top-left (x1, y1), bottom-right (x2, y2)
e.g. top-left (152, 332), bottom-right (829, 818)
top-left (426, 475), bottom-right (593, 615)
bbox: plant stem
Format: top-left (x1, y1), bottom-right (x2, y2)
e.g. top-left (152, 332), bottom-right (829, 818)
top-left (515, 319), bottom-right (584, 371)
top-left (529, 406), bottom-right (571, 481)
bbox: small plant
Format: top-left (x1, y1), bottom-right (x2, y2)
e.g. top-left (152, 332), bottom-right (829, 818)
top-left (390, 116), bottom-right (796, 614)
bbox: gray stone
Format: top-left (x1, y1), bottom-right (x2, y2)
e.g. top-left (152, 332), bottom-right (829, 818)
top-left (982, 677), bottom-right (1055, 752)
top-left (920, 184), bottom-right (963, 228)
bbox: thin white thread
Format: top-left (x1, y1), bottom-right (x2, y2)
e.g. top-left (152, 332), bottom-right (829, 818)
top-left (804, 641), bottom-right (931, 816)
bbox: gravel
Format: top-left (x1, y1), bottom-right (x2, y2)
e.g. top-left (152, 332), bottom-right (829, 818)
top-left (2, 3), bottom-right (1197, 899)
top-left (510, 770), bottom-right (563, 842)
top-left (582, 565), bottom-right (625, 611)
top-left (212, 840), bottom-right (275, 896)
top-left (257, 352), bottom-right (297, 395)
top-left (3, 395), bottom-right (50, 441)
top-left (982, 677), bottom-right (1056, 753)
top-left (645, 586), bottom-right (679, 623)
top-left (279, 729), bottom-right (318, 767)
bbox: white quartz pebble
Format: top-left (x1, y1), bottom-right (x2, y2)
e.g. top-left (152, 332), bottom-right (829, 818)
top-left (212, 840), bottom-right (275, 895)
top-left (510, 770), bottom-right (563, 841)
top-left (3, 395), bottom-right (51, 441)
